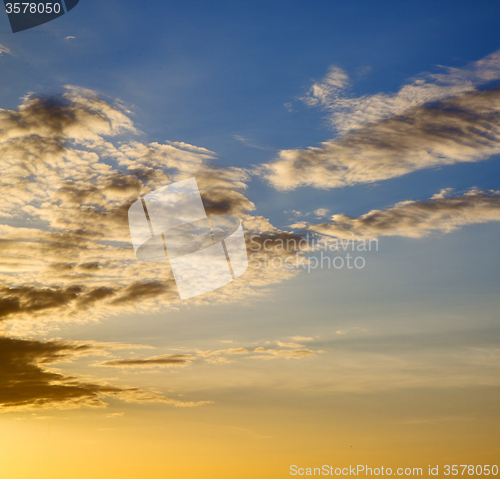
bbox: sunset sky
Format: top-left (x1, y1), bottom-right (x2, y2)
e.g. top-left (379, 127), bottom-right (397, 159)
top-left (0, 1), bottom-right (500, 478)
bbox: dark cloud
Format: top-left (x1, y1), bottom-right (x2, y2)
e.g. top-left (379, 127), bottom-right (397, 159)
top-left (0, 336), bottom-right (210, 411)
top-left (76, 286), bottom-right (116, 309)
top-left (0, 285), bottom-right (83, 320)
top-left (109, 280), bottom-right (177, 306)
top-left (0, 281), bottom-right (187, 320)
top-left (77, 262), bottom-right (101, 271)
top-left (0, 336), bottom-right (125, 410)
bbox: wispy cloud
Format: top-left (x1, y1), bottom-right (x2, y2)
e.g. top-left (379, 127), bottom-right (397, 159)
top-left (299, 65), bottom-right (350, 110)
top-left (196, 343), bottom-right (323, 362)
top-left (105, 412), bottom-right (124, 418)
top-left (301, 50), bottom-right (500, 132)
top-left (275, 340), bottom-right (305, 348)
top-left (196, 348), bottom-right (250, 357)
top-left (0, 44), bottom-right (12, 56)
top-left (296, 189), bottom-right (500, 239)
top-left (233, 135), bottom-right (275, 151)
top-left (290, 336), bottom-right (315, 342)
top-left (100, 339), bottom-right (324, 369)
top-left (250, 347), bottom-right (321, 360)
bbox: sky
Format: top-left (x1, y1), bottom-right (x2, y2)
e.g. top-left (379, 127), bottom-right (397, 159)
top-left (0, 1), bottom-right (500, 478)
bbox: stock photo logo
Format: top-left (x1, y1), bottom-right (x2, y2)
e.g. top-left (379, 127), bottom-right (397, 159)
top-left (3, 0), bottom-right (79, 33)
top-left (128, 177), bottom-right (248, 300)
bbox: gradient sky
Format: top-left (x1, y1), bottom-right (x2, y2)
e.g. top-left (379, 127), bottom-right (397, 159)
top-left (1, 1), bottom-right (500, 478)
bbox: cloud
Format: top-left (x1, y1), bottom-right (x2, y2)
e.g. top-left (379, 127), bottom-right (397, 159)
top-left (105, 412), bottom-right (124, 417)
top-left (0, 285), bottom-right (84, 320)
top-left (298, 189), bottom-right (500, 239)
top-left (275, 340), bottom-right (305, 348)
top-left (0, 337), bottom-right (209, 411)
top-left (263, 86), bottom-right (500, 190)
top-left (204, 357), bottom-right (235, 365)
top-left (233, 135), bottom-right (274, 151)
top-left (76, 338), bottom-right (323, 374)
top-left (314, 208), bottom-right (329, 218)
top-left (0, 44), bottom-right (12, 56)
top-left (301, 50), bottom-right (500, 132)
top-left (431, 188), bottom-right (455, 200)
top-left (300, 65), bottom-right (350, 109)
top-left (250, 347), bottom-right (321, 360)
top-left (197, 344), bottom-right (323, 361)
top-left (0, 87), bottom-right (307, 333)
top-left (99, 354), bottom-right (194, 368)
top-left (196, 348), bottom-right (250, 358)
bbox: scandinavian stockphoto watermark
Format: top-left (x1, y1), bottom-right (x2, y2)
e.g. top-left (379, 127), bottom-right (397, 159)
top-left (127, 177), bottom-right (248, 300)
top-left (249, 234), bottom-right (378, 272)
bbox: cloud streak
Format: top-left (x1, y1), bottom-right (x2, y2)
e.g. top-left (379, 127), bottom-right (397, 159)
top-left (99, 354), bottom-right (194, 367)
top-left (297, 189), bottom-right (500, 239)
